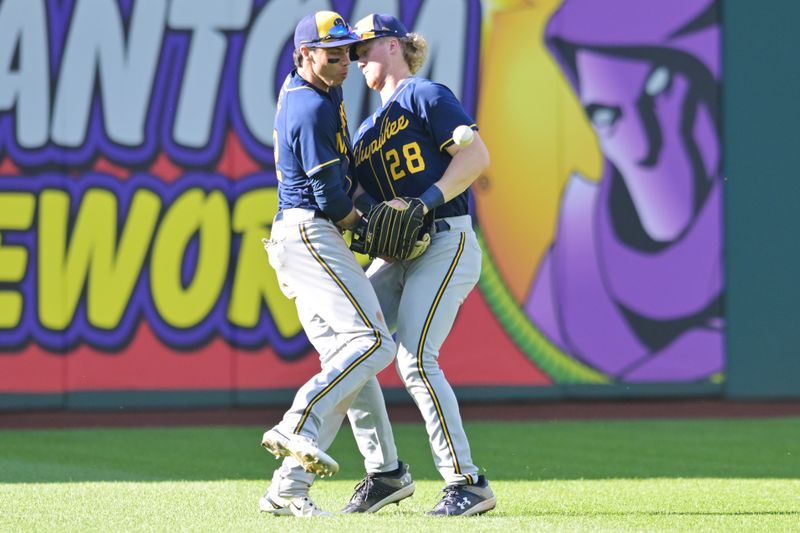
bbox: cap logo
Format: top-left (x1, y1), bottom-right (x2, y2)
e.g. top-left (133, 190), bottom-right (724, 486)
top-left (314, 12), bottom-right (350, 41)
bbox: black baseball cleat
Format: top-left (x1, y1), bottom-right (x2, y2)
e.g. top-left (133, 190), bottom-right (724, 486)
top-left (427, 475), bottom-right (497, 516)
top-left (341, 461), bottom-right (416, 513)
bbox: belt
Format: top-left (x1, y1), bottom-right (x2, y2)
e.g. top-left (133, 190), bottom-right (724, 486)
top-left (275, 210), bottom-right (451, 229)
top-left (431, 214), bottom-right (473, 233)
top-left (433, 219), bottom-right (451, 233)
top-left (274, 209), bottom-right (329, 223)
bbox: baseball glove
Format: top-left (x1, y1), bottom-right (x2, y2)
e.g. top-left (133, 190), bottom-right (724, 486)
top-left (350, 197), bottom-right (431, 261)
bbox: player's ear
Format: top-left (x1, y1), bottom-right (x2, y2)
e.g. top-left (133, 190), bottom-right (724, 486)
top-left (300, 45), bottom-right (314, 63)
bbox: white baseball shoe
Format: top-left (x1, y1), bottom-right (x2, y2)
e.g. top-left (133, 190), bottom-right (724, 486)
top-left (261, 427), bottom-right (340, 478)
top-left (258, 492), bottom-right (292, 516)
top-left (259, 491), bottom-right (332, 518)
top-left (286, 495), bottom-right (332, 517)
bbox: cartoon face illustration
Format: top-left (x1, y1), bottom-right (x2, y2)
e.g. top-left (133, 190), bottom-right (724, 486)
top-left (516, 0), bottom-right (725, 382)
top-left (573, 50), bottom-right (719, 242)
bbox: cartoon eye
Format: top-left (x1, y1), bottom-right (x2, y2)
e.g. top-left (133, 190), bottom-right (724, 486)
top-left (586, 104), bottom-right (622, 130)
top-left (645, 66), bottom-right (671, 97)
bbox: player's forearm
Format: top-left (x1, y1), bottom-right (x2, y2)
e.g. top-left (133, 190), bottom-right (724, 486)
top-left (310, 166), bottom-right (354, 222)
top-left (316, 188), bottom-right (353, 222)
top-left (352, 183), bottom-right (378, 214)
top-left (335, 207), bottom-right (360, 230)
top-left (421, 134), bottom-right (490, 212)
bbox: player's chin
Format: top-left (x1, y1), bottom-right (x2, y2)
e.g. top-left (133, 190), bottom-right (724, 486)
top-left (332, 71), bottom-right (348, 86)
top-left (326, 77), bottom-right (344, 88)
top-left (364, 74), bottom-right (379, 91)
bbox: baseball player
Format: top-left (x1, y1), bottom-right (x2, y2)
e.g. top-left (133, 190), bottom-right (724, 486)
top-left (340, 14), bottom-right (496, 516)
top-left (259, 11), bottom-right (403, 517)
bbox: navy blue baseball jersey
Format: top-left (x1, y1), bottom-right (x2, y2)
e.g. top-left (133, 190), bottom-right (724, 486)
top-left (274, 71), bottom-right (355, 213)
top-left (352, 77), bottom-right (477, 218)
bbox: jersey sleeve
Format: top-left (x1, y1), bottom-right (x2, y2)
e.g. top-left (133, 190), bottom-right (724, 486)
top-left (413, 81), bottom-right (477, 152)
top-left (292, 97), bottom-right (343, 177)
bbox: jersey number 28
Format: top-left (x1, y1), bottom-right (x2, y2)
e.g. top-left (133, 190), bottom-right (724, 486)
top-left (385, 142), bottom-right (426, 181)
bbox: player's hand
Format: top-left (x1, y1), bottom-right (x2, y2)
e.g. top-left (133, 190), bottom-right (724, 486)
top-left (385, 197), bottom-right (407, 210)
top-left (335, 207), bottom-right (360, 231)
top-left (387, 196), bottom-right (428, 215)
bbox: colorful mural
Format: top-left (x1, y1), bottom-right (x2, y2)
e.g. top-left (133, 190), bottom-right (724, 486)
top-left (0, 0), bottom-right (723, 406)
top-left (476, 0), bottom-right (723, 384)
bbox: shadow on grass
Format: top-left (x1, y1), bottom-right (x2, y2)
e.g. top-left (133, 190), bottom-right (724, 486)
top-left (1, 418), bottom-right (798, 483)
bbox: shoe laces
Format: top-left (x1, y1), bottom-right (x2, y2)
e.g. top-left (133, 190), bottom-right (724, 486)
top-left (295, 496), bottom-right (327, 516)
top-left (304, 497), bottom-right (319, 510)
top-left (349, 474), bottom-right (376, 505)
top-left (439, 485), bottom-right (462, 506)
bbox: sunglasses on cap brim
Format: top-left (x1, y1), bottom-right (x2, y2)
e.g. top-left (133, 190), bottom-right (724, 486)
top-left (300, 21), bottom-right (357, 46)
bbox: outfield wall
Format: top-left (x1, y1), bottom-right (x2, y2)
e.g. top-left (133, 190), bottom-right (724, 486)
top-left (723, 0), bottom-right (800, 399)
top-left (0, 0), bottom-right (794, 410)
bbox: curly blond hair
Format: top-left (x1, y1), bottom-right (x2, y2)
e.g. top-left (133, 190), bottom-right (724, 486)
top-left (399, 33), bottom-right (428, 74)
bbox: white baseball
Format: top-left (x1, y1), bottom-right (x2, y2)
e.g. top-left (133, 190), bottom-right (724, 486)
top-left (452, 125), bottom-right (474, 147)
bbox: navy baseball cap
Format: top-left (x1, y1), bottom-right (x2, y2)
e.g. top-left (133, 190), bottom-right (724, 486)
top-left (353, 13), bottom-right (409, 41)
top-left (294, 10), bottom-right (360, 49)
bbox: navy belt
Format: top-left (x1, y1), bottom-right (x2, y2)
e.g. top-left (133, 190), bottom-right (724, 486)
top-left (274, 209), bottom-right (329, 222)
top-left (433, 219), bottom-right (450, 233)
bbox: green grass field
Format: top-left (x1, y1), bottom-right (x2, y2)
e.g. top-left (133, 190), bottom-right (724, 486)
top-left (1, 417), bottom-right (799, 532)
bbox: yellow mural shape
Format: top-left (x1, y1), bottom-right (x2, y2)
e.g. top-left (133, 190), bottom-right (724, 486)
top-left (476, 0), bottom-right (602, 302)
top-left (0, 193), bottom-right (35, 328)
